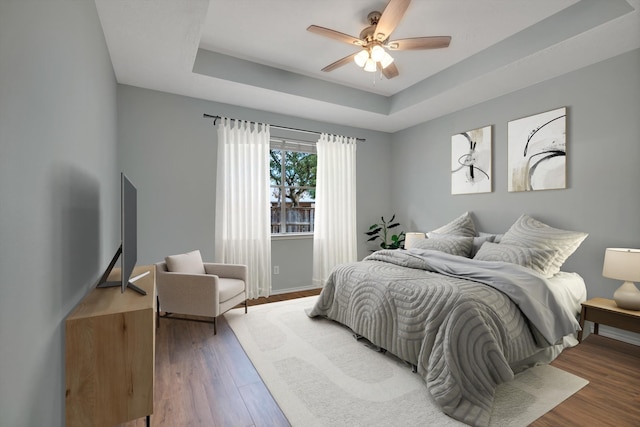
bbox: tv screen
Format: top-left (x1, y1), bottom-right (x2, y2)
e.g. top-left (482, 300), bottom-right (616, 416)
top-left (96, 173), bottom-right (146, 295)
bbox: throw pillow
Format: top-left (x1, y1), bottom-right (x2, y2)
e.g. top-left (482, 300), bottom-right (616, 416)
top-left (165, 249), bottom-right (206, 274)
top-left (471, 234), bottom-right (497, 257)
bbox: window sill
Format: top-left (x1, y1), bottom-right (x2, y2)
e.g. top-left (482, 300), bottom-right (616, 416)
top-left (271, 233), bottom-right (314, 241)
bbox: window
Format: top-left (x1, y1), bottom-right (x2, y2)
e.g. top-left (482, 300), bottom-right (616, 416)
top-left (270, 139), bottom-right (317, 235)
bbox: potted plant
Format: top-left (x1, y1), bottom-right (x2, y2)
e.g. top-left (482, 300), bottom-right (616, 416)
top-left (365, 214), bottom-right (405, 250)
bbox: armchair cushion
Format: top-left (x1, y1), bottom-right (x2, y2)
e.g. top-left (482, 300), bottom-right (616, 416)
top-left (218, 278), bottom-right (246, 303)
top-left (165, 250), bottom-right (206, 274)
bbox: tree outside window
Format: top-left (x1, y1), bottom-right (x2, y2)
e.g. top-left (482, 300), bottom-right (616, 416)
top-left (270, 144), bottom-right (317, 234)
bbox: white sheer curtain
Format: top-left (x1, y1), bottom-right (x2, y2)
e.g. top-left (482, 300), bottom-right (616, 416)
top-left (215, 118), bottom-right (271, 298)
top-left (312, 133), bottom-right (358, 287)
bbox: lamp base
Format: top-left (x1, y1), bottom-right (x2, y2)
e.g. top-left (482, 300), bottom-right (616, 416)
top-left (613, 281), bottom-right (640, 311)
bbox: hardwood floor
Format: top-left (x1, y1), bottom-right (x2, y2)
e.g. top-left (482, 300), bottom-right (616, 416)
top-left (121, 290), bottom-right (640, 427)
top-left (531, 334), bottom-right (640, 427)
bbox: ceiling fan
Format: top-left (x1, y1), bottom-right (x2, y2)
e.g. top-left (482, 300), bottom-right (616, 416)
top-left (307, 0), bottom-right (451, 79)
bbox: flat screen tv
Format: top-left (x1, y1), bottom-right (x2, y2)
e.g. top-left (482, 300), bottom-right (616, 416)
top-left (97, 173), bottom-right (146, 295)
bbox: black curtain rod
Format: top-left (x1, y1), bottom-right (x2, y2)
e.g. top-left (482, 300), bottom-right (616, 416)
top-left (203, 114), bottom-right (365, 142)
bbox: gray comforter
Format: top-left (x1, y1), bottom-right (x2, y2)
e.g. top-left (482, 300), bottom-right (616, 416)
top-left (308, 249), bottom-right (580, 427)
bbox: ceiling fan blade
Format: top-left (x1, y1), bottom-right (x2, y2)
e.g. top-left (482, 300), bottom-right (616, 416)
top-left (321, 52), bottom-right (358, 72)
top-left (379, 62), bottom-right (399, 79)
top-left (386, 36), bottom-right (451, 50)
top-left (307, 25), bottom-right (364, 46)
top-left (374, 0), bottom-right (411, 42)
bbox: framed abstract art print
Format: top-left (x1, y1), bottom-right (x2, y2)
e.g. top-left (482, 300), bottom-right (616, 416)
top-left (508, 107), bottom-right (567, 192)
top-left (451, 125), bottom-right (492, 195)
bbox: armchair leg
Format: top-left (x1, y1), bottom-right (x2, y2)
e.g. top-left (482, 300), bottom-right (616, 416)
top-left (245, 299), bottom-right (248, 314)
top-left (214, 316), bottom-right (217, 335)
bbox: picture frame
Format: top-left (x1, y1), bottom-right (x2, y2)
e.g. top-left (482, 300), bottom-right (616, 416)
top-left (508, 107), bottom-right (567, 192)
top-left (451, 125), bottom-right (492, 195)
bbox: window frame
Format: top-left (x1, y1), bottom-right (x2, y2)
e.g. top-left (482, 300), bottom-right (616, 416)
top-left (270, 138), bottom-right (317, 236)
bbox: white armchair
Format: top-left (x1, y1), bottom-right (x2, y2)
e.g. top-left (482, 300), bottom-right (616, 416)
top-left (155, 250), bottom-right (248, 334)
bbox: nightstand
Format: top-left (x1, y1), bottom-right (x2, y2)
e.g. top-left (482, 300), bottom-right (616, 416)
top-left (578, 297), bottom-right (640, 342)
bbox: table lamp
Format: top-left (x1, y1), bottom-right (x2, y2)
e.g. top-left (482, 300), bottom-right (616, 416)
top-left (602, 248), bottom-right (640, 310)
top-left (404, 232), bottom-right (426, 250)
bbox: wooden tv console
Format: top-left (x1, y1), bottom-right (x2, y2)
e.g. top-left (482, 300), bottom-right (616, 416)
top-left (65, 265), bottom-right (155, 427)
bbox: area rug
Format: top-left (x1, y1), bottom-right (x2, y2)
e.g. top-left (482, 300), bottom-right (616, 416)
top-left (224, 296), bottom-right (588, 427)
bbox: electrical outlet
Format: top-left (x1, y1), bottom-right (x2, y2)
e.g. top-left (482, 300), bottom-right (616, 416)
top-left (273, 265), bottom-right (279, 275)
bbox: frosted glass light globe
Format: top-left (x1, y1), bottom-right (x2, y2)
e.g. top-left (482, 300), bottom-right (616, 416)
top-left (371, 45), bottom-right (385, 62)
top-left (354, 50), bottom-right (369, 67)
top-left (364, 58), bottom-right (377, 72)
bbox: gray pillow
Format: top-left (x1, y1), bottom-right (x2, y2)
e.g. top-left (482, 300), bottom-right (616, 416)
top-left (426, 212), bottom-right (477, 238)
top-left (473, 242), bottom-right (558, 277)
top-left (413, 234), bottom-right (474, 258)
top-left (500, 214), bottom-right (588, 276)
top-left (478, 231), bottom-right (503, 243)
top-left (471, 234), bottom-right (497, 257)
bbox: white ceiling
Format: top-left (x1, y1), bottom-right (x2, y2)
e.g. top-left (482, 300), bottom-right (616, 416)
top-left (95, 0), bottom-right (640, 133)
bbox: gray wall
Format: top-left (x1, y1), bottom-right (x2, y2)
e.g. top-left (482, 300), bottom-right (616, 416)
top-left (391, 49), bottom-right (640, 340)
top-left (117, 85), bottom-right (392, 293)
top-left (0, 1), bottom-right (118, 426)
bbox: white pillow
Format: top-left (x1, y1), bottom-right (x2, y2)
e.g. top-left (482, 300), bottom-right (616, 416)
top-left (165, 250), bottom-right (206, 274)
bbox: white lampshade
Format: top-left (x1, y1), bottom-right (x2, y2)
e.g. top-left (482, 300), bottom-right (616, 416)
top-left (370, 45), bottom-right (385, 62)
top-left (380, 51), bottom-right (394, 69)
top-left (603, 248), bottom-right (640, 310)
top-left (354, 50), bottom-right (369, 67)
top-left (363, 58), bottom-right (377, 72)
top-left (404, 232), bottom-right (426, 250)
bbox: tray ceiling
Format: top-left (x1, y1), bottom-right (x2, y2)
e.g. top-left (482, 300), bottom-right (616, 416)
top-left (95, 0), bottom-right (640, 132)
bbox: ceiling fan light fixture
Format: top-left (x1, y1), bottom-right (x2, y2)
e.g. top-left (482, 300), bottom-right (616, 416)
top-left (307, 0), bottom-right (453, 80)
top-left (380, 51), bottom-right (394, 69)
top-left (370, 45), bottom-right (385, 62)
top-left (364, 58), bottom-right (377, 72)
top-left (354, 49), bottom-right (369, 67)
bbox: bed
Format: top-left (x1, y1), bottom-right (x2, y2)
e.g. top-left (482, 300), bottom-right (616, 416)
top-left (308, 213), bottom-right (588, 426)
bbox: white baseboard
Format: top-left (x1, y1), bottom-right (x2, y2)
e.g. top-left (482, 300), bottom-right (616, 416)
top-left (585, 323), bottom-right (640, 346)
